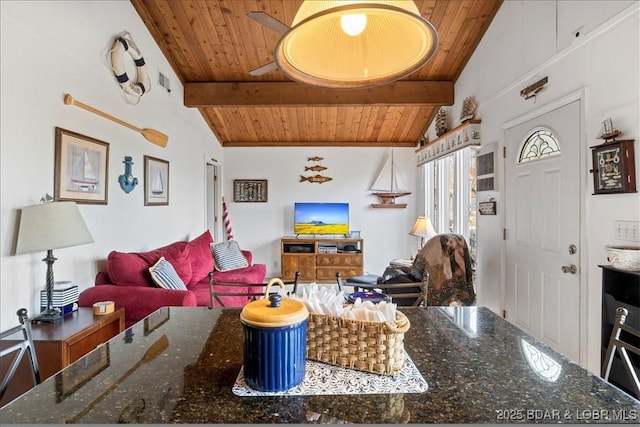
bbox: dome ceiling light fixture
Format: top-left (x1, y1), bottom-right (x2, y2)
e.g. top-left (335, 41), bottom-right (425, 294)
top-left (247, 1), bottom-right (438, 89)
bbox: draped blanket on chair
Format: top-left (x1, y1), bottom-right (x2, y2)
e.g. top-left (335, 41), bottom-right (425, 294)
top-left (380, 234), bottom-right (476, 306)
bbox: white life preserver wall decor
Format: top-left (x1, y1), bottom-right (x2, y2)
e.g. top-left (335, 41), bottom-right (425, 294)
top-left (108, 32), bottom-right (150, 103)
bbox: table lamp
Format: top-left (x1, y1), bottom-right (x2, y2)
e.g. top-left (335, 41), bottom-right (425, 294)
top-left (15, 201), bottom-right (94, 323)
top-left (409, 216), bottom-right (437, 249)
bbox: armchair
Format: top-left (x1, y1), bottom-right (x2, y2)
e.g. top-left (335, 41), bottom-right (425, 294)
top-left (341, 233), bottom-right (476, 307)
top-left (409, 233), bottom-right (475, 306)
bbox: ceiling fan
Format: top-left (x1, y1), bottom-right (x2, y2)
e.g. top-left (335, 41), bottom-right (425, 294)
top-left (246, 11), bottom-right (289, 76)
top-left (245, 1), bottom-right (439, 89)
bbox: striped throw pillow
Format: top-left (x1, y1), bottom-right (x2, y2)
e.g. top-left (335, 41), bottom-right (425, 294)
top-left (210, 240), bottom-right (249, 272)
top-left (149, 257), bottom-right (187, 290)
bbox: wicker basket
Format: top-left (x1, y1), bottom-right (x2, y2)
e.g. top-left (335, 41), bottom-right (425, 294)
top-left (305, 310), bottom-right (410, 375)
top-left (605, 245), bottom-right (640, 271)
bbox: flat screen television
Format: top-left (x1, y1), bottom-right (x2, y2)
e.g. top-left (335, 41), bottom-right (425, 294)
top-left (294, 202), bottom-right (349, 235)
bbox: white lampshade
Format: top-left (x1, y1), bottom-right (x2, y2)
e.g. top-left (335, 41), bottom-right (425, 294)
top-left (275, 0), bottom-right (438, 88)
top-left (16, 202), bottom-right (94, 255)
top-left (409, 216), bottom-right (437, 242)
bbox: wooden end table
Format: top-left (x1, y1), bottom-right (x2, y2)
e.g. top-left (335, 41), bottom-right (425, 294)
top-left (0, 307), bottom-right (124, 406)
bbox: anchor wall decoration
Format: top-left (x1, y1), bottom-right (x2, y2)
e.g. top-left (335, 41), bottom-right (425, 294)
top-left (118, 156), bottom-right (139, 193)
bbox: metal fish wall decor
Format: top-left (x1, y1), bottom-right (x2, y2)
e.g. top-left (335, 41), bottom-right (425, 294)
top-left (301, 156), bottom-right (331, 184)
top-left (300, 174), bottom-right (332, 184)
top-left (305, 165), bottom-right (327, 172)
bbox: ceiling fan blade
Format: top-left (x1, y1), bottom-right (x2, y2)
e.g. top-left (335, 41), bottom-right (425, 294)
top-left (249, 61), bottom-right (278, 76)
top-left (247, 11), bottom-right (290, 36)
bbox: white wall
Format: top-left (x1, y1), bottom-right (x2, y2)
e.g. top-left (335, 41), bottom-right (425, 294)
top-left (443, 0), bottom-right (639, 373)
top-left (0, 1), bottom-right (222, 329)
top-left (223, 147), bottom-right (420, 277)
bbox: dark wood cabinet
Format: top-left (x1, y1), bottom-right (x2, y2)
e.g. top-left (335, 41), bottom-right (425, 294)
top-left (600, 265), bottom-right (639, 398)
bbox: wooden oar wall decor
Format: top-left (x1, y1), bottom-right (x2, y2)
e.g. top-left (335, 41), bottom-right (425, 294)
top-left (64, 94), bottom-right (168, 147)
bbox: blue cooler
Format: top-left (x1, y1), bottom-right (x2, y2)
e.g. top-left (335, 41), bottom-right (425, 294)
top-left (240, 279), bottom-right (309, 392)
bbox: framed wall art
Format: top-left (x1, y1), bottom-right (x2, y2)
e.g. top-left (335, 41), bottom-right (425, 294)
top-left (144, 155), bottom-right (169, 205)
top-left (590, 139), bottom-right (636, 195)
top-left (233, 179), bottom-right (268, 202)
top-left (54, 127), bottom-right (109, 204)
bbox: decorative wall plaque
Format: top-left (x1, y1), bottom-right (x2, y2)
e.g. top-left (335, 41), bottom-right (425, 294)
top-left (234, 179), bottom-right (268, 202)
top-left (590, 139), bottom-right (636, 195)
top-left (478, 200), bottom-right (497, 215)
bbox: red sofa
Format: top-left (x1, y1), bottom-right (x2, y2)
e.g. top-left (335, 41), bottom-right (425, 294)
top-left (78, 231), bottom-right (267, 327)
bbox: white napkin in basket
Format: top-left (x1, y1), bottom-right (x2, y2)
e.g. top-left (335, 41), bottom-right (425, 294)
top-left (292, 284), bottom-right (396, 322)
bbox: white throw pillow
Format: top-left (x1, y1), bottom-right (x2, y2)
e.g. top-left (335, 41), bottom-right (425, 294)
top-left (149, 256), bottom-right (187, 290)
top-left (210, 240), bottom-right (249, 272)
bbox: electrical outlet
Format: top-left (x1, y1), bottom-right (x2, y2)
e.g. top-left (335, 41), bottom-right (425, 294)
top-left (615, 220), bottom-right (640, 242)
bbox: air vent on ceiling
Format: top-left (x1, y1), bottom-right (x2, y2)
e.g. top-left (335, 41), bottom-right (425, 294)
top-left (158, 71), bottom-right (171, 93)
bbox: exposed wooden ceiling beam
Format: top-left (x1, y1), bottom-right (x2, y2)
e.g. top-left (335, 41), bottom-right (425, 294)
top-left (222, 141), bottom-right (419, 148)
top-left (184, 81), bottom-right (454, 107)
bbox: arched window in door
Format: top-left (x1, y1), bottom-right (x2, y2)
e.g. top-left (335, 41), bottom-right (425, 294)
top-left (518, 128), bottom-right (561, 163)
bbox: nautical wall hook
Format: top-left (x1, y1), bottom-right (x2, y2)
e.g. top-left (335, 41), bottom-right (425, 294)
top-left (118, 156), bottom-right (138, 193)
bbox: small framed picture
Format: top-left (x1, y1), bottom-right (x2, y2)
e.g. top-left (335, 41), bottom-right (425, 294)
top-left (144, 155), bottom-right (169, 205)
top-left (233, 179), bottom-right (268, 202)
top-left (54, 127), bottom-right (109, 204)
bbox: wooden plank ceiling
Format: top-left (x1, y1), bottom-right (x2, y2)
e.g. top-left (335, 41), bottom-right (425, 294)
top-left (131, 0), bottom-right (503, 147)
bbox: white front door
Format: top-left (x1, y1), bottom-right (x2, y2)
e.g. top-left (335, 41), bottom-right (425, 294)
top-left (504, 99), bottom-right (581, 362)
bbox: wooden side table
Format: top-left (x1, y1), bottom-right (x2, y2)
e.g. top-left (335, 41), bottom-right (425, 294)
top-left (0, 307), bottom-right (124, 406)
top-left (31, 307), bottom-right (125, 378)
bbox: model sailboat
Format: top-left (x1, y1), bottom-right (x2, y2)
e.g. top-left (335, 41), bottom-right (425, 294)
top-left (151, 169), bottom-right (164, 195)
top-left (369, 150), bottom-right (411, 208)
top-left (71, 151), bottom-right (98, 191)
top-left (597, 117), bottom-right (622, 141)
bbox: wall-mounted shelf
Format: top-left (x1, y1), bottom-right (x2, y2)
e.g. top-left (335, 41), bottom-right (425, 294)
top-left (416, 120), bottom-right (481, 166)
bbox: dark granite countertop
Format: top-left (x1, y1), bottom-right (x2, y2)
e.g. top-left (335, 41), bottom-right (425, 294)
top-left (0, 306), bottom-right (638, 424)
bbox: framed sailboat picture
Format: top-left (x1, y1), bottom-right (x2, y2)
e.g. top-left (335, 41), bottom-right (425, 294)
top-left (144, 155), bottom-right (169, 205)
top-left (54, 127), bottom-right (109, 204)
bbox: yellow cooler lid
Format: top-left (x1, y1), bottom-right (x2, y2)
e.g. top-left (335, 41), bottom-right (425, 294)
top-left (240, 278), bottom-right (309, 328)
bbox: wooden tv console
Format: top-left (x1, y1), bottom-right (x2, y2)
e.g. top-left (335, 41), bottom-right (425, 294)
top-left (280, 237), bottom-right (363, 282)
